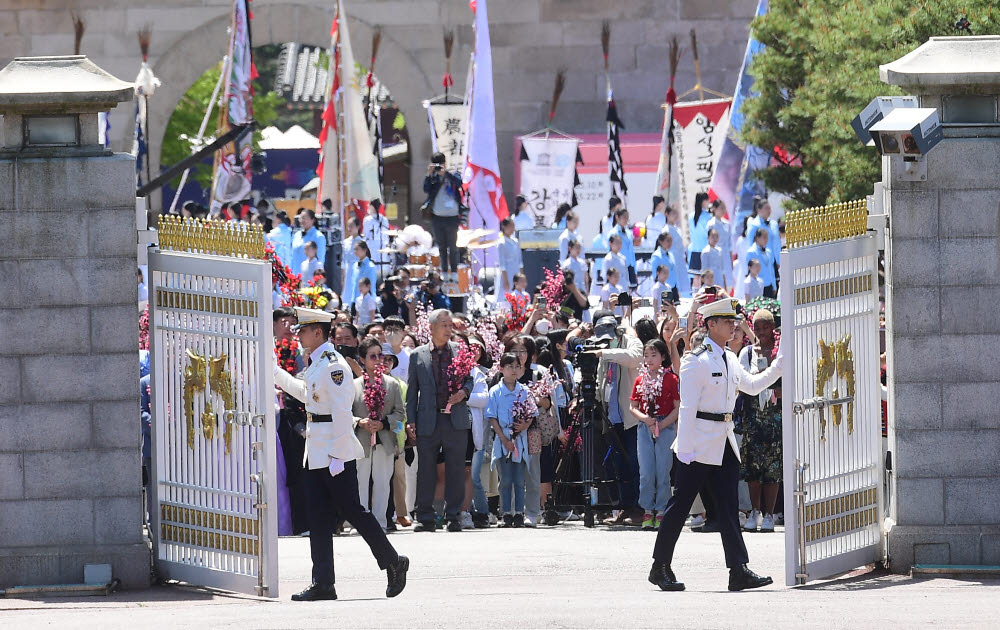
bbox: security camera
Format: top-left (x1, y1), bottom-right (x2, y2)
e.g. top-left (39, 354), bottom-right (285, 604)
top-left (869, 107), bottom-right (942, 159)
top-left (851, 96), bottom-right (918, 146)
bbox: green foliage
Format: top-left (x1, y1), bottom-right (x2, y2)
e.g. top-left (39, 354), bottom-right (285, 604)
top-left (161, 59), bottom-right (285, 190)
top-left (742, 1), bottom-right (1000, 210)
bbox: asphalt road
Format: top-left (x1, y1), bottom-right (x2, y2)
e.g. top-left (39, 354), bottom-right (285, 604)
top-left (3, 523), bottom-right (997, 629)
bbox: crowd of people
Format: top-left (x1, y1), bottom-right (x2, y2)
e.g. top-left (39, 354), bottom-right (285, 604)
top-left (244, 155), bottom-right (789, 537)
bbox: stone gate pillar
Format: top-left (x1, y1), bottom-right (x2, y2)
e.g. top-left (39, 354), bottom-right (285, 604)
top-left (881, 36), bottom-right (1000, 571)
top-left (0, 56), bottom-right (148, 588)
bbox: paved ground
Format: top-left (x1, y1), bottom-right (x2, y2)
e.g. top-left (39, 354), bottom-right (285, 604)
top-left (2, 523), bottom-right (997, 629)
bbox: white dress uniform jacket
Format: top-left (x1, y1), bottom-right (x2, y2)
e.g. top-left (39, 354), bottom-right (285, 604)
top-left (274, 341), bottom-right (365, 469)
top-left (673, 337), bottom-right (783, 466)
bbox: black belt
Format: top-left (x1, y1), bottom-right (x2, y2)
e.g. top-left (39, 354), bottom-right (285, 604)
top-left (307, 413), bottom-right (332, 423)
top-left (696, 411), bottom-right (734, 423)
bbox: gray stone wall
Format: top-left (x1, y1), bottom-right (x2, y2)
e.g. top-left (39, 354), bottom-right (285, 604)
top-left (0, 0), bottom-right (756, 211)
top-left (884, 133), bottom-right (1000, 570)
top-left (0, 153), bottom-right (147, 588)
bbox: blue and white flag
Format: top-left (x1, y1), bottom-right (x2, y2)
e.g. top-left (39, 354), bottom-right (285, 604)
top-left (709, 0), bottom-right (769, 230)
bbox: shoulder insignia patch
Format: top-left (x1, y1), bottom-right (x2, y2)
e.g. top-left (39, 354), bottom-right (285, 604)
top-left (331, 369), bottom-right (345, 385)
top-left (692, 344), bottom-right (709, 356)
top-left (321, 351), bottom-right (336, 360)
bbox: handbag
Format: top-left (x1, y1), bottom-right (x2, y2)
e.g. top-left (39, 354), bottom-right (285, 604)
top-left (527, 425), bottom-right (542, 455)
top-left (535, 404), bottom-right (561, 446)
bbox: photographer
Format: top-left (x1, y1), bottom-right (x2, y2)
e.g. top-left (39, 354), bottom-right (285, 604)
top-left (587, 309), bottom-right (644, 526)
top-left (422, 152), bottom-right (465, 282)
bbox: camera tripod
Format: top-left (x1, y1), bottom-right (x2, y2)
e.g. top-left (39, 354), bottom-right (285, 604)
top-left (551, 389), bottom-right (634, 527)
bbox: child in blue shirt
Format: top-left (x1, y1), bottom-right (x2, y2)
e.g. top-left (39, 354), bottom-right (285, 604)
top-left (487, 352), bottom-right (537, 528)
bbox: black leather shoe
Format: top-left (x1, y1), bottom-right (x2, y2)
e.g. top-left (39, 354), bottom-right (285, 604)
top-left (512, 513), bottom-right (524, 528)
top-left (472, 513), bottom-right (490, 529)
top-left (413, 520), bottom-right (436, 533)
top-left (648, 562), bottom-right (685, 591)
top-left (385, 555), bottom-right (409, 598)
top-left (694, 520), bottom-right (721, 533)
top-left (447, 519), bottom-right (463, 532)
top-left (498, 514), bottom-right (513, 528)
top-left (291, 582), bottom-right (338, 601)
top-left (728, 564), bottom-right (773, 591)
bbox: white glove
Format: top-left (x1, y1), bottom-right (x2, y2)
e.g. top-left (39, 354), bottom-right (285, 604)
top-left (328, 458), bottom-right (345, 477)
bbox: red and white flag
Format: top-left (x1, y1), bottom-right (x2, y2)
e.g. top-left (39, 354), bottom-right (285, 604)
top-left (317, 0), bottom-right (381, 216)
top-left (463, 0), bottom-right (508, 248)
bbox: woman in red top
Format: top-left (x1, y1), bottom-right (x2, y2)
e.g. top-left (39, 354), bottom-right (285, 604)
top-left (630, 339), bottom-right (680, 530)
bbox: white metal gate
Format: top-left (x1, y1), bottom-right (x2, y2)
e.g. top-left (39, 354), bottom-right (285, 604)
top-left (780, 201), bottom-right (885, 586)
top-left (148, 217), bottom-right (278, 597)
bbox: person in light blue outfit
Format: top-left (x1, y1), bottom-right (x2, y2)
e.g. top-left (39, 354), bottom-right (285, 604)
top-left (267, 210), bottom-right (293, 265)
top-left (745, 228), bottom-right (777, 297)
top-left (706, 200), bottom-right (734, 288)
top-left (644, 196), bottom-right (668, 247)
top-left (666, 205), bottom-right (690, 297)
top-left (342, 216), bottom-right (362, 302)
top-left (487, 352), bottom-right (538, 528)
top-left (687, 192), bottom-right (712, 276)
top-left (345, 240), bottom-right (378, 308)
top-left (497, 217), bottom-right (523, 295)
top-left (552, 202), bottom-right (571, 231)
top-left (745, 197), bottom-right (781, 264)
top-left (558, 210), bottom-right (583, 261)
top-left (649, 231), bottom-right (677, 294)
top-left (291, 209), bottom-right (326, 273)
top-left (610, 207), bottom-right (636, 286)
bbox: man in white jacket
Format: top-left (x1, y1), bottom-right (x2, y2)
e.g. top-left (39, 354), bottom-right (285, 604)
top-left (275, 307), bottom-right (409, 601)
top-left (648, 298), bottom-right (782, 593)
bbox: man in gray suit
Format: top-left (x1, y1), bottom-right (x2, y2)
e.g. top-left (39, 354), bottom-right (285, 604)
top-left (405, 309), bottom-right (474, 532)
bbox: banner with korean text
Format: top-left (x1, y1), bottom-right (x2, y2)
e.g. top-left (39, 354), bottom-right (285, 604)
top-left (672, 98), bottom-right (731, 231)
top-left (428, 102), bottom-right (467, 173)
top-left (518, 135), bottom-right (580, 228)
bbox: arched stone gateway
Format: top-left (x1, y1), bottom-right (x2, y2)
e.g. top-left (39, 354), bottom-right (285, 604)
top-left (147, 3), bottom-right (439, 210)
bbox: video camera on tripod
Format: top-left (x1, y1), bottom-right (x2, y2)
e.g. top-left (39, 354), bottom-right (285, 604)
top-left (567, 336), bottom-right (611, 409)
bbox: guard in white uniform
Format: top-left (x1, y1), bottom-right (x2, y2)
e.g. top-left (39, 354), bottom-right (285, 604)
top-left (648, 298), bottom-right (783, 592)
top-left (274, 307), bottom-right (409, 601)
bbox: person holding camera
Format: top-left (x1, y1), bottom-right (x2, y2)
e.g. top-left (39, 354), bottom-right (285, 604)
top-left (585, 309), bottom-right (644, 526)
top-left (648, 298), bottom-right (783, 593)
top-left (422, 152), bottom-right (465, 282)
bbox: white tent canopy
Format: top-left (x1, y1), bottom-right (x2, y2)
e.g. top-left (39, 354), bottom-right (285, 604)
top-left (258, 124), bottom-right (320, 150)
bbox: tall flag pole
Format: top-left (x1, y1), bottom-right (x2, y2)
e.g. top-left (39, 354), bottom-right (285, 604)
top-left (333, 0), bottom-right (381, 223)
top-left (603, 21), bottom-right (628, 206)
top-left (654, 37), bottom-right (681, 201)
top-left (365, 27), bottom-right (385, 205)
top-left (442, 29), bottom-right (455, 101)
top-left (210, 0), bottom-right (256, 214)
top-left (133, 26), bottom-right (161, 194)
top-left (463, 0), bottom-right (508, 272)
top-left (316, 5), bottom-right (343, 216)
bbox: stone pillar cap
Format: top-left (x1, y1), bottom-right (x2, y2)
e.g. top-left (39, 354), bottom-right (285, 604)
top-left (0, 55), bottom-right (134, 113)
top-left (881, 36), bottom-right (1000, 89)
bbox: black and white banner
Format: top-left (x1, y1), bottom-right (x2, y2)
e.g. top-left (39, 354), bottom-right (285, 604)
top-left (426, 102), bottom-right (467, 172)
top-left (518, 136), bottom-right (581, 227)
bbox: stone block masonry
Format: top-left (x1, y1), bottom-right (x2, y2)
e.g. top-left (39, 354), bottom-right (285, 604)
top-left (0, 153), bottom-right (147, 589)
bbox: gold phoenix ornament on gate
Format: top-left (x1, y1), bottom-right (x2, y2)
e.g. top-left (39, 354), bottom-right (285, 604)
top-left (814, 335), bottom-right (855, 440)
top-left (183, 349), bottom-right (237, 452)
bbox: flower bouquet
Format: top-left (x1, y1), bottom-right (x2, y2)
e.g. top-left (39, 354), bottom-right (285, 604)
top-left (504, 292), bottom-right (528, 331)
top-left (508, 391), bottom-right (538, 461)
top-left (443, 342), bottom-right (477, 414)
top-left (475, 318), bottom-right (504, 378)
top-left (636, 364), bottom-right (664, 438)
top-left (362, 362), bottom-right (387, 448)
top-left (539, 267), bottom-right (566, 308)
top-left (412, 301), bottom-right (432, 345)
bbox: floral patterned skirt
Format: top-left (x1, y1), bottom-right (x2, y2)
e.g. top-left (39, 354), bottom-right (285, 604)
top-left (739, 393), bottom-right (783, 483)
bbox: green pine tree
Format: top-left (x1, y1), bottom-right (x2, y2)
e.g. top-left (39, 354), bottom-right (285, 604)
top-left (742, 1), bottom-right (1000, 211)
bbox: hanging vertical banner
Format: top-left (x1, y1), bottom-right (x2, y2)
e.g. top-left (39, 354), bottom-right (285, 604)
top-left (427, 102), bottom-right (467, 172)
top-left (518, 135), bottom-right (580, 228)
top-left (710, 0), bottom-right (770, 230)
top-left (213, 0), bottom-right (255, 205)
top-left (671, 98), bottom-right (730, 227)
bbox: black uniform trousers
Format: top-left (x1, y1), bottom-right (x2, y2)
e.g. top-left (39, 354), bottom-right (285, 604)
top-left (652, 441), bottom-right (749, 568)
top-left (305, 460), bottom-right (398, 585)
